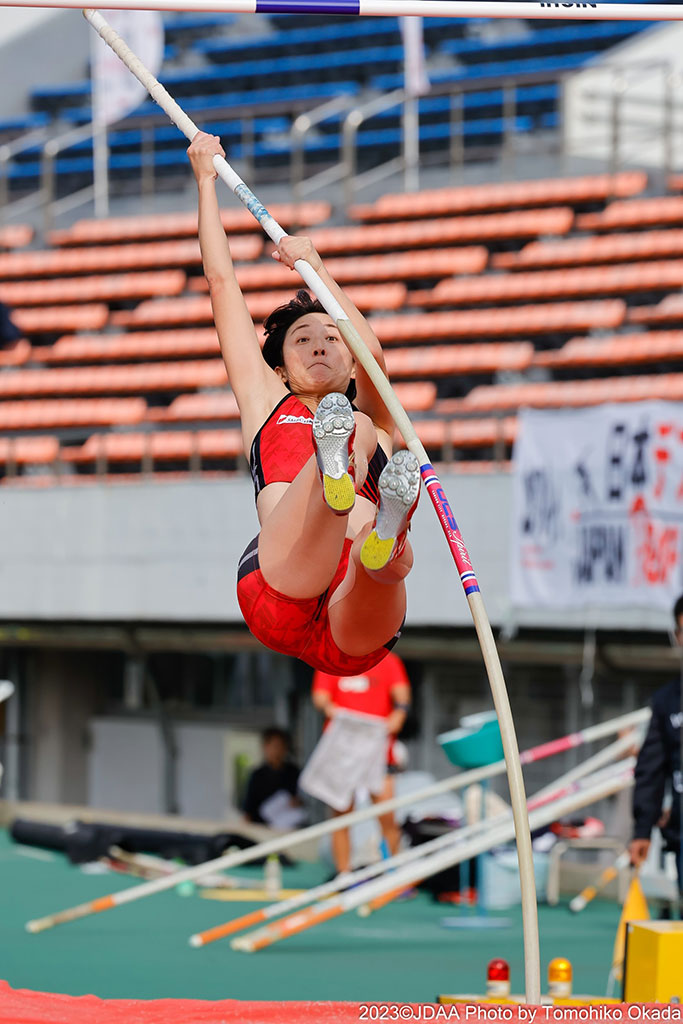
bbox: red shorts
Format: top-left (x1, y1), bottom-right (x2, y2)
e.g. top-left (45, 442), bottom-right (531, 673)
top-left (236, 536), bottom-right (401, 675)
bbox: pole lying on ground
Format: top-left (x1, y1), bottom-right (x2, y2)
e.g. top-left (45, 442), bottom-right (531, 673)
top-left (190, 731), bottom-right (635, 947)
top-left (232, 764), bottom-right (634, 952)
top-left (0, 1), bottom-right (680, 22)
top-left (569, 851), bottom-right (631, 913)
top-left (83, 5), bottom-right (543, 995)
top-left (25, 705), bottom-right (650, 935)
top-left (359, 746), bottom-right (634, 918)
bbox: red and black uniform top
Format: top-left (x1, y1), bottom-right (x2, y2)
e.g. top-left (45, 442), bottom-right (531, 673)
top-left (249, 393), bottom-right (387, 505)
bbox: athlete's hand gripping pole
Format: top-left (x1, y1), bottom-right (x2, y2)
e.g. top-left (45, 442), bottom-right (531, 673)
top-left (83, 7), bottom-right (539, 1001)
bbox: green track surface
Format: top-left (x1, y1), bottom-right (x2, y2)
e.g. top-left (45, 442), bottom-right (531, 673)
top-left (1, 831), bottom-right (622, 1002)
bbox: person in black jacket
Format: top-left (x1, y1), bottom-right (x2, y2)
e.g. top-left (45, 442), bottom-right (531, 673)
top-left (242, 727), bottom-right (305, 828)
top-left (629, 595), bottom-right (683, 892)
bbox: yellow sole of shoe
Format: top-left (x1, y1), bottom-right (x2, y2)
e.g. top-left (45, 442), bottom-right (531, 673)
top-left (323, 473), bottom-right (355, 514)
top-left (360, 530), bottom-right (395, 571)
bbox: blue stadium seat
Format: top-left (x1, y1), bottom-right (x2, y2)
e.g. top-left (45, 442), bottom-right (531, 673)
top-left (314, 84), bottom-right (559, 136)
top-left (439, 20), bottom-right (649, 62)
top-left (157, 45), bottom-right (406, 95)
top-left (6, 114), bottom-right (533, 184)
top-left (162, 12), bottom-right (236, 39)
top-left (371, 51), bottom-right (604, 92)
top-left (195, 17), bottom-right (401, 62)
top-left (193, 15), bottom-right (466, 63)
top-left (0, 112), bottom-right (49, 136)
top-left (252, 114), bottom-right (534, 165)
top-left (61, 117), bottom-right (290, 156)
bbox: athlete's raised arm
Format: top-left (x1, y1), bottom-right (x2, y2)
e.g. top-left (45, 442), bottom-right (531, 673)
top-left (274, 236), bottom-right (394, 442)
top-left (188, 132), bottom-right (286, 445)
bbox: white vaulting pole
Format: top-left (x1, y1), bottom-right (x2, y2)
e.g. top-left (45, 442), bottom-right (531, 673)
top-left (25, 707), bottom-right (649, 935)
top-left (232, 765), bottom-right (635, 952)
top-left (0, 1), bottom-right (681, 22)
top-left (190, 731), bottom-right (636, 947)
top-left (81, 8), bottom-right (541, 998)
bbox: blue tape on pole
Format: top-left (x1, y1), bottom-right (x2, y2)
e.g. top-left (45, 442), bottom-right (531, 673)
top-left (256, 0), bottom-right (361, 12)
top-left (234, 183), bottom-right (271, 225)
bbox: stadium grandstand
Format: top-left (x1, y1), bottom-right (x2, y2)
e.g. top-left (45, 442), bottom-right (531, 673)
top-left (1, 1), bottom-right (683, 1012)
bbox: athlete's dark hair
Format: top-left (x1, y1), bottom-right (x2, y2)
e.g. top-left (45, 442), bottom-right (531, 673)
top-left (262, 289), bottom-right (356, 402)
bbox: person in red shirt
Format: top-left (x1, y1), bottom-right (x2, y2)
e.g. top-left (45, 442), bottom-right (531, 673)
top-left (312, 650), bottom-right (411, 875)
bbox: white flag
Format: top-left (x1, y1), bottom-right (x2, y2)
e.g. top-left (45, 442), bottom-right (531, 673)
top-left (400, 16), bottom-right (430, 98)
top-left (91, 10), bottom-right (164, 126)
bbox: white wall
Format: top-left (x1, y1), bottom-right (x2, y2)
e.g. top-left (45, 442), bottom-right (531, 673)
top-left (87, 717), bottom-right (263, 818)
top-left (0, 8), bottom-right (90, 117)
top-left (563, 23), bottom-right (683, 170)
top-left (0, 472), bottom-right (671, 632)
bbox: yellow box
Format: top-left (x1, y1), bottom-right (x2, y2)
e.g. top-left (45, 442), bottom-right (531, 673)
top-left (624, 921), bottom-right (683, 1002)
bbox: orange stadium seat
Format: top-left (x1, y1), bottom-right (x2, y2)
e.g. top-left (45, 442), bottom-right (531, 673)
top-left (143, 381), bottom-right (435, 421)
top-left (492, 229), bottom-right (683, 271)
top-left (0, 436), bottom-right (59, 466)
top-left (48, 203), bottom-right (331, 247)
top-left (577, 195), bottom-right (683, 231)
top-left (385, 341), bottom-right (534, 377)
top-left (40, 329), bottom-right (220, 364)
top-left (417, 259), bottom-right (683, 307)
top-left (62, 429), bottom-right (243, 464)
top-left (147, 391), bottom-right (240, 423)
top-left (111, 284), bottom-right (407, 328)
top-left (351, 171), bottom-right (646, 221)
top-left (369, 299), bottom-right (626, 344)
top-left (668, 174), bottom-right (683, 193)
top-left (0, 338), bottom-right (31, 367)
top-left (0, 224), bottom-right (33, 250)
top-left (187, 246), bottom-right (490, 293)
top-left (461, 372), bottom-right (683, 412)
top-left (10, 304), bottom-right (109, 335)
top-left (0, 270), bottom-right (186, 307)
top-left (0, 359), bottom-right (226, 398)
top-left (412, 416), bottom-right (517, 449)
top-left (0, 237), bottom-right (261, 281)
top-left (534, 331), bottom-right (683, 369)
top-left (628, 294), bottom-right (683, 325)
top-left (0, 397), bottom-right (146, 430)
top-left (308, 208), bottom-right (574, 255)
top-left (391, 381), bottom-right (436, 411)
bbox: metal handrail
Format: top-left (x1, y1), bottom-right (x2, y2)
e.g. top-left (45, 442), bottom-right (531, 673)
top-left (0, 126), bottom-right (51, 222)
top-left (290, 93), bottom-right (356, 204)
top-left (342, 88), bottom-right (406, 209)
top-left (41, 122), bottom-right (99, 235)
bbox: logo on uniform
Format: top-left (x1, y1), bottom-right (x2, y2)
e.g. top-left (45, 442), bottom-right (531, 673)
top-left (277, 414), bottom-right (313, 426)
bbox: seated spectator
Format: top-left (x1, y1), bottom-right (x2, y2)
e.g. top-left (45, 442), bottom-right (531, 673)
top-left (0, 301), bottom-right (20, 348)
top-left (243, 727), bottom-right (307, 829)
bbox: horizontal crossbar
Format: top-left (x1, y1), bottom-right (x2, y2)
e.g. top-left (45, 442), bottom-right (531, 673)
top-left (0, 0), bottom-right (682, 21)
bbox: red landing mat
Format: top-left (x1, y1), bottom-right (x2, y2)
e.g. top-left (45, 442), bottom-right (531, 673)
top-left (0, 987), bottom-right (667, 1024)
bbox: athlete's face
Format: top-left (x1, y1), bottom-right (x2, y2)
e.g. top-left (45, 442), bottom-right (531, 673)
top-left (278, 313), bottom-right (354, 398)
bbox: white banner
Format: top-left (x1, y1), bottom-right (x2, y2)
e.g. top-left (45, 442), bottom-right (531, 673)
top-left (511, 402), bottom-right (683, 610)
top-left (91, 9), bottom-right (164, 126)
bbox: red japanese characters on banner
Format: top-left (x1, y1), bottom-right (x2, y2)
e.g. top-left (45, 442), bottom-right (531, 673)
top-left (511, 403), bottom-right (683, 610)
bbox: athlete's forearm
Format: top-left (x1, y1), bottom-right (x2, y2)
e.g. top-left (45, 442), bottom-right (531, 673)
top-left (197, 178), bottom-right (237, 288)
top-left (316, 262), bottom-right (386, 371)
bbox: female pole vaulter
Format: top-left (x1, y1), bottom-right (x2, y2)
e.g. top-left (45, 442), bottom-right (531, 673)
top-left (188, 131), bottom-right (420, 675)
